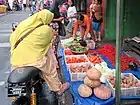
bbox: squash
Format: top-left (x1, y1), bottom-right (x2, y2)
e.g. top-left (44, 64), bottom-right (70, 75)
top-left (86, 67), bottom-right (101, 80)
top-left (84, 76), bottom-right (101, 88)
top-left (78, 84), bottom-right (92, 97)
top-left (94, 85), bottom-right (112, 100)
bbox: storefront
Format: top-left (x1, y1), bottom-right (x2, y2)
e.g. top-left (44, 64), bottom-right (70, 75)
top-left (105, 0), bottom-right (140, 40)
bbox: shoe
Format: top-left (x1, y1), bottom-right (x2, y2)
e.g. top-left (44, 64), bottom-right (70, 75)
top-left (57, 82), bottom-right (70, 96)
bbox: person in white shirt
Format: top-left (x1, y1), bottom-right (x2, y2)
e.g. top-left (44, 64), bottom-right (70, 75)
top-left (8, 0), bottom-right (14, 10)
top-left (23, 0), bottom-right (27, 11)
top-left (66, 0), bottom-right (77, 37)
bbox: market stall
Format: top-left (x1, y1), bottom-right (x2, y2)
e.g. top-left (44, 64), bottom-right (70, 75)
top-left (57, 37), bottom-right (140, 105)
top-left (55, 0), bottom-right (140, 104)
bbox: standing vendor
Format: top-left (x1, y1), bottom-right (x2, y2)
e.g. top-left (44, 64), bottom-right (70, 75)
top-left (66, 0), bottom-right (77, 37)
top-left (73, 13), bottom-right (91, 40)
top-left (90, 0), bottom-right (102, 41)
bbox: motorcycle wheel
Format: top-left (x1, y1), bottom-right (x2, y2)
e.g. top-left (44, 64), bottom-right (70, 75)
top-left (12, 96), bottom-right (30, 105)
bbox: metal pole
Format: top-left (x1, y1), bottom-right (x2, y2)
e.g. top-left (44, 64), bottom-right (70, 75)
top-left (115, 0), bottom-right (123, 104)
top-left (104, 0), bottom-right (107, 36)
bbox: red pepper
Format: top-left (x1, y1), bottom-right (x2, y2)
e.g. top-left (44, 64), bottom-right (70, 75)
top-left (96, 44), bottom-right (140, 72)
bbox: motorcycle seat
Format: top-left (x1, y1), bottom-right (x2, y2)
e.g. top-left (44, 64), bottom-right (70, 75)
top-left (8, 66), bottom-right (40, 83)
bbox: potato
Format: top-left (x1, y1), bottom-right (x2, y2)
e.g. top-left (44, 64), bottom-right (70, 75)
top-left (108, 76), bottom-right (115, 80)
top-left (132, 83), bottom-right (136, 87)
top-left (133, 79), bottom-right (138, 84)
top-left (121, 76), bottom-right (125, 80)
top-left (88, 65), bottom-right (92, 69)
top-left (109, 75), bottom-right (139, 88)
top-left (110, 80), bottom-right (115, 85)
top-left (126, 79), bottom-right (131, 84)
top-left (123, 79), bottom-right (127, 84)
top-left (71, 68), bottom-right (75, 72)
top-left (123, 84), bottom-right (128, 88)
top-left (127, 75), bottom-right (133, 83)
top-left (129, 82), bottom-right (133, 87)
top-left (127, 83), bottom-right (132, 88)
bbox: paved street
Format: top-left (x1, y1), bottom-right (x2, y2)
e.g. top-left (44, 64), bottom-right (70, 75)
top-left (0, 10), bottom-right (30, 105)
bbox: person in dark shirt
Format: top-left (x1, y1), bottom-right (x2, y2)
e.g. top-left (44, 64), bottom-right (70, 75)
top-left (44, 0), bottom-right (67, 36)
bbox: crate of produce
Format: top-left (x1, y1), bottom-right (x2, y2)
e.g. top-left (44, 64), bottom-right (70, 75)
top-left (87, 54), bottom-right (116, 75)
top-left (87, 54), bottom-right (104, 65)
top-left (0, 5), bottom-right (6, 13)
top-left (64, 49), bottom-right (73, 55)
top-left (61, 38), bottom-right (73, 49)
top-left (67, 62), bottom-right (92, 81)
top-left (65, 54), bottom-right (90, 65)
top-left (106, 73), bottom-right (140, 96)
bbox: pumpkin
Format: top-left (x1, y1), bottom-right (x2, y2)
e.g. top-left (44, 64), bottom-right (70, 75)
top-left (94, 85), bottom-right (112, 100)
top-left (86, 67), bottom-right (101, 80)
top-left (78, 84), bottom-right (92, 97)
top-left (84, 76), bottom-right (101, 88)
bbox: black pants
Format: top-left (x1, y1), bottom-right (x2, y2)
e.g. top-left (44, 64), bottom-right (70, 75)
top-left (23, 4), bottom-right (26, 10)
top-left (58, 21), bottom-right (66, 36)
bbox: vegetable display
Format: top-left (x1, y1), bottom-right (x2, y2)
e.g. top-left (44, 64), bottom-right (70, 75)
top-left (78, 84), bottom-right (93, 97)
top-left (78, 68), bottom-right (112, 100)
top-left (77, 68), bottom-right (112, 99)
top-left (63, 38), bottom-right (140, 101)
top-left (97, 44), bottom-right (140, 72)
top-left (86, 68), bottom-right (102, 80)
top-left (71, 45), bottom-right (86, 52)
top-left (69, 44), bottom-right (88, 54)
top-left (94, 84), bottom-right (112, 100)
top-left (65, 49), bottom-right (73, 55)
top-left (66, 56), bottom-right (88, 64)
top-left (87, 55), bottom-right (103, 64)
top-left (94, 63), bottom-right (115, 76)
top-left (84, 76), bottom-right (101, 88)
top-left (108, 75), bottom-right (139, 88)
top-left (70, 64), bottom-right (92, 73)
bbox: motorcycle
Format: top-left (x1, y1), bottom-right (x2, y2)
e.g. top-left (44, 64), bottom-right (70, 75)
top-left (7, 22), bottom-right (73, 105)
top-left (7, 66), bottom-right (55, 105)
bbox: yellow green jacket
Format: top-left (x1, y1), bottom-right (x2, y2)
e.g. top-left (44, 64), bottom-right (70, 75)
top-left (10, 9), bottom-right (54, 66)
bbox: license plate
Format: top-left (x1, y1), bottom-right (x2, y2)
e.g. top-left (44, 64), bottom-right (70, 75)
top-left (8, 83), bottom-right (26, 97)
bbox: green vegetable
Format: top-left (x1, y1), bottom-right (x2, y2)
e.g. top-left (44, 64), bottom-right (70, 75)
top-left (71, 46), bottom-right (86, 52)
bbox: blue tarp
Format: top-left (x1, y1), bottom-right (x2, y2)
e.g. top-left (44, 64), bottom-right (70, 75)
top-left (58, 48), bottom-right (140, 105)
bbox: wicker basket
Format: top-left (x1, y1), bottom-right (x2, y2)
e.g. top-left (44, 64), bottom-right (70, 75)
top-left (0, 5), bottom-right (6, 13)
